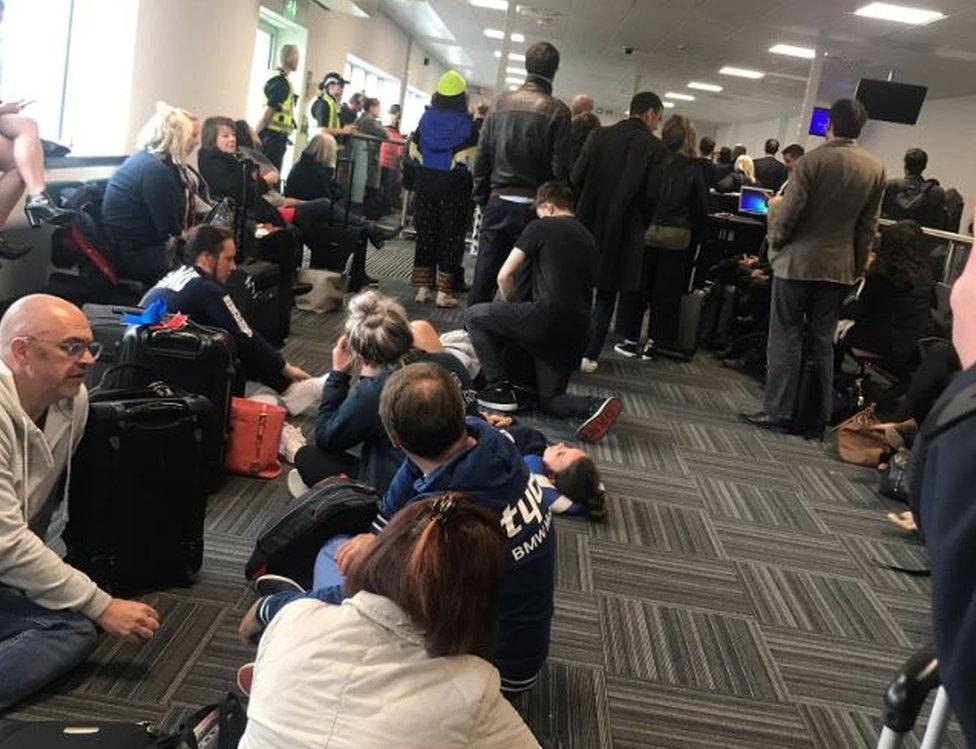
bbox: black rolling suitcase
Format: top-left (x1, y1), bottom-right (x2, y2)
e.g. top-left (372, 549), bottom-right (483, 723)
top-left (654, 247), bottom-right (705, 362)
top-left (790, 340), bottom-right (825, 439)
top-left (307, 156), bottom-right (369, 281)
top-left (226, 260), bottom-right (281, 346)
top-left (81, 303), bottom-right (142, 388)
top-left (118, 321), bottom-right (237, 484)
top-left (253, 227), bottom-right (300, 342)
top-left (66, 376), bottom-right (216, 595)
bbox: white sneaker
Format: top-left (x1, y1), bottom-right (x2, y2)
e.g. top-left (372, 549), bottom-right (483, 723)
top-left (436, 291), bottom-right (459, 308)
top-left (580, 358), bottom-right (599, 373)
top-left (280, 375), bottom-right (325, 416)
top-left (279, 423), bottom-right (307, 463)
top-left (287, 468), bottom-right (309, 499)
top-left (415, 287), bottom-right (432, 303)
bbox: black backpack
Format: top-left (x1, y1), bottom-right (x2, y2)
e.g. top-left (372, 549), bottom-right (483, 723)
top-left (51, 180), bottom-right (123, 285)
top-left (245, 477), bottom-right (379, 588)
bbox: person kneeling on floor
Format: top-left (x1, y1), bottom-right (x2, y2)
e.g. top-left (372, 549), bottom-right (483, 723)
top-left (241, 362), bottom-right (555, 695)
top-left (238, 493), bottom-right (539, 748)
top-left (141, 224), bottom-right (323, 415)
top-left (466, 181), bottom-right (622, 443)
top-left (0, 295), bottom-right (160, 711)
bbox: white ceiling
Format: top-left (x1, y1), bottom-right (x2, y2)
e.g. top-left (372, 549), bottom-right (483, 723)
top-left (378, 0), bottom-right (976, 125)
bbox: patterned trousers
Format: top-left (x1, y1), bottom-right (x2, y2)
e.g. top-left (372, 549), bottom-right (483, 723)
top-left (412, 190), bottom-right (471, 292)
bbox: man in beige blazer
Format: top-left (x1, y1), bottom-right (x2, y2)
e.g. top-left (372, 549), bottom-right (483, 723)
top-left (742, 99), bottom-right (886, 432)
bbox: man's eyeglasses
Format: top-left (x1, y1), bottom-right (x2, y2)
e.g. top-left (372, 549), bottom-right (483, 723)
top-left (22, 337), bottom-right (103, 361)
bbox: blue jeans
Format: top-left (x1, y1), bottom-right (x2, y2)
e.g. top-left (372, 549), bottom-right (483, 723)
top-left (0, 587), bottom-right (99, 712)
top-left (256, 535), bottom-right (350, 626)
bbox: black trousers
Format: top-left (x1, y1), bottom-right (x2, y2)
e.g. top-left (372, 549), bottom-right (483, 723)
top-left (467, 301), bottom-right (597, 420)
top-left (259, 130), bottom-right (289, 171)
top-left (617, 245), bottom-right (694, 344)
top-left (584, 290), bottom-right (618, 360)
top-left (764, 277), bottom-right (847, 421)
top-left (115, 244), bottom-right (171, 286)
top-left (468, 197), bottom-right (535, 305)
top-left (294, 445), bottom-right (361, 488)
top-left (413, 191), bottom-right (470, 290)
top-left (252, 226), bottom-right (302, 342)
top-left (293, 202), bottom-right (368, 283)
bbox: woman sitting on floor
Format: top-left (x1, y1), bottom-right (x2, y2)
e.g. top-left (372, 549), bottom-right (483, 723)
top-left (237, 493), bottom-right (540, 749)
top-left (290, 289), bottom-right (477, 497)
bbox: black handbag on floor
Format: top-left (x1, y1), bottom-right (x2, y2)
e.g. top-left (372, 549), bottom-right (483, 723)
top-left (245, 477), bottom-right (379, 588)
top-left (878, 447), bottom-right (911, 503)
top-left (226, 260), bottom-right (281, 346)
top-left (66, 372), bottom-right (216, 595)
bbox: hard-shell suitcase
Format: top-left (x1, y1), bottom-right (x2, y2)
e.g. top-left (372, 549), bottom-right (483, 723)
top-left (118, 321), bottom-right (237, 485)
top-left (253, 227), bottom-right (300, 342)
top-left (66, 377), bottom-right (216, 595)
top-left (226, 260), bottom-right (281, 346)
top-left (245, 477), bottom-right (379, 588)
top-left (654, 245), bottom-right (704, 362)
top-left (81, 303), bottom-right (142, 388)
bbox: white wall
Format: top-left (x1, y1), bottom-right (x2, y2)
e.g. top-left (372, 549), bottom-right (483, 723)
top-left (714, 115), bottom-right (802, 157)
top-left (859, 94), bottom-right (976, 221)
top-left (122, 0), bottom-right (447, 152)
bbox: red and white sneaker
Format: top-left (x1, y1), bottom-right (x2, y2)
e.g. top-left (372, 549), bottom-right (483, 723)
top-left (236, 662), bottom-right (254, 696)
top-left (575, 396), bottom-right (623, 443)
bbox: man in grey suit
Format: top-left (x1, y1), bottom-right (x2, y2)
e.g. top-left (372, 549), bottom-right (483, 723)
top-left (742, 99), bottom-right (886, 432)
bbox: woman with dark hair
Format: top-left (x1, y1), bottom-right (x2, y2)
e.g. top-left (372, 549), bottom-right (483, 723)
top-left (615, 114), bottom-right (709, 360)
top-left (199, 117), bottom-right (393, 291)
top-left (140, 224), bottom-right (323, 414)
top-left (845, 219), bottom-right (935, 373)
top-left (408, 70), bottom-right (479, 307)
top-left (238, 493), bottom-right (540, 749)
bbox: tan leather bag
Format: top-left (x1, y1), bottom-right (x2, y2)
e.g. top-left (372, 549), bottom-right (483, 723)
top-left (644, 224), bottom-right (692, 250)
top-left (225, 397), bottom-right (286, 479)
top-left (832, 405), bottom-right (915, 467)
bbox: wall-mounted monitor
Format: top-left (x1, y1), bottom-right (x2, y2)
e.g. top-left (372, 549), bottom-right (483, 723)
top-left (855, 79), bottom-right (928, 125)
top-left (809, 107), bottom-right (830, 136)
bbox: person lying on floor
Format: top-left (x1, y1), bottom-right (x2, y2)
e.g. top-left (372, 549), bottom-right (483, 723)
top-left (0, 295), bottom-right (160, 712)
top-left (241, 362), bottom-right (556, 695)
top-left (237, 493), bottom-right (540, 749)
top-left (465, 181), bottom-right (622, 443)
top-left (141, 224), bottom-right (323, 415)
top-left (502, 423), bottom-right (606, 520)
top-left (289, 290), bottom-right (479, 497)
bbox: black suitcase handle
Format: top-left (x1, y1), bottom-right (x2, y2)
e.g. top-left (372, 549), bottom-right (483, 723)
top-left (883, 644), bottom-right (940, 733)
top-left (93, 362), bottom-right (158, 392)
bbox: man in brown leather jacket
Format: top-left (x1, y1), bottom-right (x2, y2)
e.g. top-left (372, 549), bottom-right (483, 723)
top-left (469, 42), bottom-right (572, 305)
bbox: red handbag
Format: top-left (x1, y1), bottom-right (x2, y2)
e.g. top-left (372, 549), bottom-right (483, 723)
top-left (225, 397), bottom-right (286, 479)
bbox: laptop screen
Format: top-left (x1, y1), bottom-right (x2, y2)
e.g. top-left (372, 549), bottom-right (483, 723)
top-left (739, 187), bottom-right (770, 216)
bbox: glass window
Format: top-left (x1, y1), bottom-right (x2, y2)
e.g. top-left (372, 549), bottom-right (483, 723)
top-left (343, 54), bottom-right (401, 115)
top-left (401, 86), bottom-right (430, 135)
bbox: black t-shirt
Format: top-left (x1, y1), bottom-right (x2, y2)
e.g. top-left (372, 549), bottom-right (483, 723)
top-left (264, 72), bottom-right (292, 110)
top-left (514, 215), bottom-right (597, 317)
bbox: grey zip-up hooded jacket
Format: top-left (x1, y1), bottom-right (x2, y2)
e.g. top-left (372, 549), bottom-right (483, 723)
top-left (0, 359), bottom-right (111, 620)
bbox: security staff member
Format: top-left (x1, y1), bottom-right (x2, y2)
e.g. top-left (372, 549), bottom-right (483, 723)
top-left (311, 72), bottom-right (356, 138)
top-left (256, 44), bottom-right (301, 171)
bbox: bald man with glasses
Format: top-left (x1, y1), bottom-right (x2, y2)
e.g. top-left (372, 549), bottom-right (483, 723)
top-left (0, 294), bottom-right (159, 711)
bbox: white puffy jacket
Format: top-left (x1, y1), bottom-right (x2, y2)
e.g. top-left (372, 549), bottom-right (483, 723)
top-left (239, 592), bottom-right (541, 749)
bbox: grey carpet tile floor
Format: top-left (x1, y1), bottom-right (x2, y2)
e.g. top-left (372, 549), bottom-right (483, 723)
top-left (3, 240), bottom-right (955, 746)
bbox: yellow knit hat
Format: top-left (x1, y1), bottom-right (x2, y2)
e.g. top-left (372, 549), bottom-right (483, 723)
top-left (436, 70), bottom-right (467, 97)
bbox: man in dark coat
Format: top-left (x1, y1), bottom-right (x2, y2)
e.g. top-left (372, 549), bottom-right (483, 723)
top-left (571, 91), bottom-right (668, 370)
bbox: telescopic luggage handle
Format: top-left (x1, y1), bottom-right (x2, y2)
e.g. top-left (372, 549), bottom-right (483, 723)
top-left (876, 644), bottom-right (952, 749)
top-left (93, 362), bottom-right (159, 393)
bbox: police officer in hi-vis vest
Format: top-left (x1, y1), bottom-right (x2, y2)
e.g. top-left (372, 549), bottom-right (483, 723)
top-left (311, 72), bottom-right (357, 138)
top-left (256, 44), bottom-right (300, 170)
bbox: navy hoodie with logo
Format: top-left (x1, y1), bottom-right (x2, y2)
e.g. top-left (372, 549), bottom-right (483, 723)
top-left (374, 416), bottom-right (556, 691)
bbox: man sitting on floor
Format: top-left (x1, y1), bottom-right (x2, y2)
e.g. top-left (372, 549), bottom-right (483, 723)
top-left (241, 362), bottom-right (555, 694)
top-left (141, 224), bottom-right (323, 415)
top-left (0, 295), bottom-right (160, 711)
top-left (465, 181), bottom-right (622, 443)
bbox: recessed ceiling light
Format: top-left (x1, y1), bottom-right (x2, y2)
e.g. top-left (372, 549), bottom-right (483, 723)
top-left (719, 66), bottom-right (766, 79)
top-left (505, 75), bottom-right (525, 85)
top-left (663, 102), bottom-right (675, 108)
top-left (484, 29), bottom-right (525, 42)
top-left (769, 43), bottom-right (816, 59)
top-left (505, 65), bottom-right (525, 74)
top-left (665, 92), bottom-right (695, 101)
top-left (493, 50), bottom-right (527, 61)
top-left (854, 2), bottom-right (945, 25)
top-left (688, 81), bottom-right (722, 92)
top-left (470, 0), bottom-right (508, 10)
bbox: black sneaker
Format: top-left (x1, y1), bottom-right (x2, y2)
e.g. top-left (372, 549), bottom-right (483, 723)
top-left (575, 396), bottom-right (623, 443)
top-left (639, 342), bottom-right (655, 361)
top-left (613, 340), bottom-right (640, 358)
top-left (477, 384), bottom-right (520, 412)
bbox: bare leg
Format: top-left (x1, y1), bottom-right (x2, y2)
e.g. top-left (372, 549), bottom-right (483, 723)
top-left (0, 115), bottom-right (45, 195)
top-left (410, 320), bottom-right (444, 353)
top-left (0, 137), bottom-right (25, 229)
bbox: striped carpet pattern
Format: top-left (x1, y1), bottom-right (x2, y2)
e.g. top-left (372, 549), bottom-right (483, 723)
top-left (2, 241), bottom-right (961, 747)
